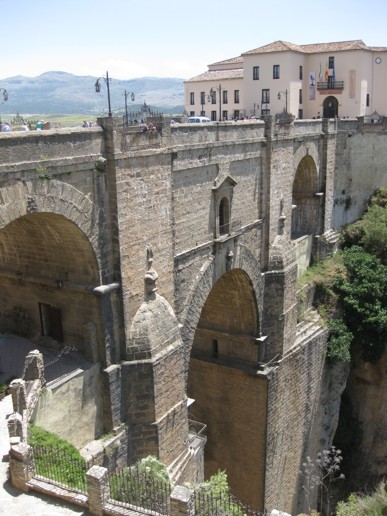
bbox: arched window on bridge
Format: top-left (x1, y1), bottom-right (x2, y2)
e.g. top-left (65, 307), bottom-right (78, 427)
top-left (219, 197), bottom-right (230, 235)
top-left (212, 175), bottom-right (237, 238)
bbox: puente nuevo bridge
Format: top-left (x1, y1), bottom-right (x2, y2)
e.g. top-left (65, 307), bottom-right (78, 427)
top-left (0, 115), bottom-right (386, 514)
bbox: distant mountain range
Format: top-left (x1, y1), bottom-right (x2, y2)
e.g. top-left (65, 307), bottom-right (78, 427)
top-left (0, 71), bottom-right (185, 115)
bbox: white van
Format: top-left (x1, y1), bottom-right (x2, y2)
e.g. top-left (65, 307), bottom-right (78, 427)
top-left (187, 116), bottom-right (212, 123)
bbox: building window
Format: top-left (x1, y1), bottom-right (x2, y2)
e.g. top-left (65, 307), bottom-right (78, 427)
top-left (298, 109), bottom-right (303, 119)
top-left (327, 56), bottom-right (335, 88)
top-left (234, 110), bottom-right (240, 119)
top-left (222, 110), bottom-right (228, 120)
top-left (200, 91), bottom-right (205, 106)
top-left (211, 91), bottom-right (216, 104)
top-left (234, 90), bottom-right (240, 103)
top-left (223, 90), bottom-right (228, 104)
top-left (253, 66), bottom-right (260, 80)
top-left (299, 89), bottom-right (303, 104)
top-left (190, 111), bottom-right (195, 117)
top-left (366, 93), bottom-right (370, 107)
top-left (190, 92), bottom-right (195, 105)
top-left (219, 197), bottom-right (230, 235)
top-left (262, 89), bottom-right (270, 104)
top-left (262, 109), bottom-right (270, 116)
top-left (211, 111), bottom-right (217, 121)
top-left (299, 66), bottom-right (303, 80)
top-left (273, 65), bottom-right (280, 79)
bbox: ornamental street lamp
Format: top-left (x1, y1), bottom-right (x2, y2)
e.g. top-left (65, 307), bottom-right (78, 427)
top-left (209, 84), bottom-right (222, 121)
top-left (0, 88), bottom-right (9, 127)
top-left (124, 90), bottom-right (135, 126)
top-left (95, 71), bottom-right (112, 117)
top-left (277, 89), bottom-right (288, 113)
top-left (1, 88), bottom-right (9, 102)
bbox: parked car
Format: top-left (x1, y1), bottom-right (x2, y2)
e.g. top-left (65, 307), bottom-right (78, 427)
top-left (187, 116), bottom-right (212, 123)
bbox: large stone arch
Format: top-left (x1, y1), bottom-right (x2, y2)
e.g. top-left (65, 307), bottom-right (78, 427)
top-left (180, 243), bottom-right (263, 370)
top-left (0, 179), bottom-right (99, 266)
top-left (0, 179), bottom-right (108, 362)
top-left (186, 256), bottom-right (266, 510)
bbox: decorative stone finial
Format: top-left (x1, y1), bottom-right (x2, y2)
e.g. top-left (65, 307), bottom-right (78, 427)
top-left (278, 197), bottom-right (286, 235)
top-left (144, 244), bottom-right (158, 299)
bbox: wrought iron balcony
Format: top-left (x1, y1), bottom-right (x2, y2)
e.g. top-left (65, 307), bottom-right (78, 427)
top-left (317, 81), bottom-right (344, 91)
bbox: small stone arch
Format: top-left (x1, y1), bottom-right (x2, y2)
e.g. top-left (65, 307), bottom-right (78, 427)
top-left (291, 155), bottom-right (320, 239)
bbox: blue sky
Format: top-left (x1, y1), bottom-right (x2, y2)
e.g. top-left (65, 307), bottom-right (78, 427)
top-left (1, 0), bottom-right (387, 81)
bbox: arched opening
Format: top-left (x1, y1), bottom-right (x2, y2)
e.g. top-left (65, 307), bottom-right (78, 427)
top-left (291, 155), bottom-right (319, 239)
top-left (0, 212), bottom-right (106, 447)
top-left (187, 269), bottom-right (266, 510)
top-left (219, 197), bottom-right (230, 235)
top-left (0, 212), bottom-right (102, 362)
top-left (323, 96), bottom-right (339, 118)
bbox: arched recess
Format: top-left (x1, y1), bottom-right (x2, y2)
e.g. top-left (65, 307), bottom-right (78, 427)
top-left (323, 96), bottom-right (339, 118)
top-left (0, 211), bottom-right (104, 361)
top-left (187, 268), bottom-right (266, 510)
top-left (0, 179), bottom-right (100, 270)
top-left (291, 155), bottom-right (319, 239)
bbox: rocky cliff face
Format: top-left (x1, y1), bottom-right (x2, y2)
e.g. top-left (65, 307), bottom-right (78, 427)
top-left (340, 344), bottom-right (387, 487)
top-left (319, 360), bottom-right (351, 451)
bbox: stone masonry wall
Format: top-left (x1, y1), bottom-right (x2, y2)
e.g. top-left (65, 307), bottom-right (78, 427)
top-left (264, 329), bottom-right (327, 514)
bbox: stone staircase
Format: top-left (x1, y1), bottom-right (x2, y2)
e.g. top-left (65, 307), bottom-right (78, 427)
top-left (294, 309), bottom-right (325, 348)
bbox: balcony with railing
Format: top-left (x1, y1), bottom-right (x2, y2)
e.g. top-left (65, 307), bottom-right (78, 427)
top-left (317, 81), bottom-right (344, 91)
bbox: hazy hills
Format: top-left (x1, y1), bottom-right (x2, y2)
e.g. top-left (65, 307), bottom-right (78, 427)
top-left (0, 71), bottom-right (185, 115)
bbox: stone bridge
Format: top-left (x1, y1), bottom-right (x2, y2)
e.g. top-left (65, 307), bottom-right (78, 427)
top-left (0, 116), bottom-right (386, 513)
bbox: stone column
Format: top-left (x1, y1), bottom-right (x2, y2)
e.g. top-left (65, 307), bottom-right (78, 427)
top-left (9, 441), bottom-right (34, 492)
top-left (9, 378), bottom-right (27, 415)
top-left (86, 465), bottom-right (109, 516)
top-left (23, 349), bottom-right (45, 385)
top-left (170, 485), bottom-right (195, 516)
top-left (7, 412), bottom-right (27, 442)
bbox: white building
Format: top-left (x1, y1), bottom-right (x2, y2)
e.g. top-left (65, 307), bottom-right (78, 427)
top-left (184, 40), bottom-right (387, 120)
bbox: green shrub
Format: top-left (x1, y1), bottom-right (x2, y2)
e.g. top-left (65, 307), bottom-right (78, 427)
top-left (340, 188), bottom-right (387, 264)
top-left (327, 319), bottom-right (353, 362)
top-left (333, 246), bottom-right (387, 363)
top-left (109, 455), bottom-right (171, 509)
top-left (336, 481), bottom-right (387, 515)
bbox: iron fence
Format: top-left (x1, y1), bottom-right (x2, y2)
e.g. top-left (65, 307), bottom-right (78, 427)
top-left (194, 489), bottom-right (266, 516)
top-left (108, 464), bottom-right (171, 515)
top-left (31, 444), bottom-right (88, 493)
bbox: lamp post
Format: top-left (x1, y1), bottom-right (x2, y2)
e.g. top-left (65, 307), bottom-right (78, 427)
top-left (124, 90), bottom-right (135, 126)
top-left (253, 102), bottom-right (260, 117)
top-left (95, 71), bottom-right (112, 117)
top-left (0, 88), bottom-right (9, 127)
top-left (209, 84), bottom-right (222, 121)
top-left (277, 89), bottom-right (288, 113)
